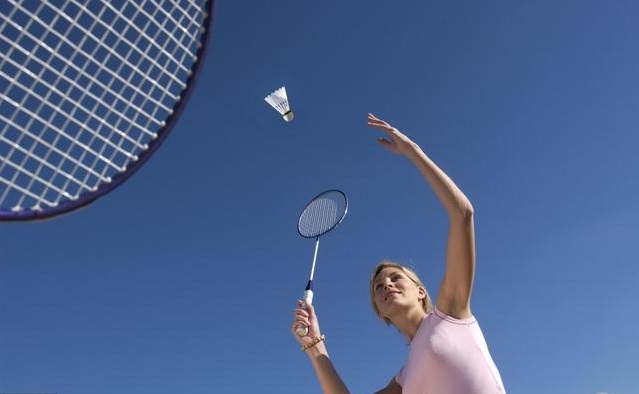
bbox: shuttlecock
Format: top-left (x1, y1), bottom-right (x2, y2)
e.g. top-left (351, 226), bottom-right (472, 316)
top-left (264, 86), bottom-right (294, 122)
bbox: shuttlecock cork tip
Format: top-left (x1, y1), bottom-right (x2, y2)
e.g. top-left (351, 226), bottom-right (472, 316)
top-left (283, 111), bottom-right (294, 122)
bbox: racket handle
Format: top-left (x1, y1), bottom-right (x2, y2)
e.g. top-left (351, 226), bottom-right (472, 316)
top-left (295, 290), bottom-right (314, 337)
top-left (302, 289), bottom-right (314, 305)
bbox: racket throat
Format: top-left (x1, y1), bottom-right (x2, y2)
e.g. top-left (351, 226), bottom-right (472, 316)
top-left (304, 280), bottom-right (314, 292)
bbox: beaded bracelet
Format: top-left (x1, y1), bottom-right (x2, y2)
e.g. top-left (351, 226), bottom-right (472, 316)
top-left (301, 334), bottom-right (326, 351)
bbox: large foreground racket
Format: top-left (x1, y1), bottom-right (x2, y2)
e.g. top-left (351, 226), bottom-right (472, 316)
top-left (295, 189), bottom-right (348, 336)
top-left (0, 0), bottom-right (214, 221)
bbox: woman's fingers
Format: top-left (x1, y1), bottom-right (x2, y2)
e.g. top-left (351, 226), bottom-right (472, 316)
top-left (298, 299), bottom-right (315, 315)
top-left (368, 112), bottom-right (385, 123)
top-left (294, 309), bottom-right (309, 321)
top-left (377, 137), bottom-right (393, 147)
top-left (368, 114), bottom-right (400, 138)
top-left (292, 310), bottom-right (310, 331)
top-left (292, 301), bottom-right (313, 330)
top-left (368, 119), bottom-right (392, 131)
top-left (292, 318), bottom-right (310, 330)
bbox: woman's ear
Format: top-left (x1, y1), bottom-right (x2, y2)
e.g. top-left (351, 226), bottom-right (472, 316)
top-left (417, 286), bottom-right (427, 301)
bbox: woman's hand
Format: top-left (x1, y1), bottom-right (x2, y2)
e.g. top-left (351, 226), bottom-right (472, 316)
top-left (367, 113), bottom-right (418, 157)
top-left (292, 300), bottom-right (323, 349)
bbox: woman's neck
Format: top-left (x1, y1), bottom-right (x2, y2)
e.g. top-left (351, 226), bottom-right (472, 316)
top-left (391, 308), bottom-right (427, 341)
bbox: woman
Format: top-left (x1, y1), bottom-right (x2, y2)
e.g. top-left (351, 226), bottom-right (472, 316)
top-left (291, 113), bottom-right (506, 393)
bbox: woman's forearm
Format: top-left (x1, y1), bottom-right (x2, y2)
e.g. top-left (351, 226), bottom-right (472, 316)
top-left (404, 143), bottom-right (474, 219)
top-left (305, 343), bottom-right (351, 394)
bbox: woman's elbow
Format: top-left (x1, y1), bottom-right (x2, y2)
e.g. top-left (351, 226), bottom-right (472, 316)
top-left (453, 201), bottom-right (474, 220)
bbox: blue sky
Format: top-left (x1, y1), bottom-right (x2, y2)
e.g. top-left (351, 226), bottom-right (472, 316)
top-left (2, 1), bottom-right (638, 393)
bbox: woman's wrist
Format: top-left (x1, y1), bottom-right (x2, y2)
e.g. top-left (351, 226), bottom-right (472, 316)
top-left (303, 335), bottom-right (328, 357)
top-left (401, 141), bottom-right (423, 161)
top-left (301, 334), bottom-right (325, 351)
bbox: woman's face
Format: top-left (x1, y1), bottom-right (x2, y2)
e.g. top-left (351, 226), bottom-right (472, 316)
top-left (373, 267), bottom-right (426, 319)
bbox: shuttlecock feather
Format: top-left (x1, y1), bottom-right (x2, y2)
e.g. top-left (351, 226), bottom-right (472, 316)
top-left (265, 86), bottom-right (294, 122)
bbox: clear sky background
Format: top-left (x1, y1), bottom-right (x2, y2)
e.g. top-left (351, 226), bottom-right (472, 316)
top-left (2, 1), bottom-right (638, 393)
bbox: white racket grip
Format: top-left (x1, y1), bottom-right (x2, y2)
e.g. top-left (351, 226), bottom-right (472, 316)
top-left (302, 289), bottom-right (314, 305)
top-left (295, 290), bottom-right (314, 337)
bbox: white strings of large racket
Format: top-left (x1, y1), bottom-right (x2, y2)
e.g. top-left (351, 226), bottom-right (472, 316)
top-left (299, 197), bottom-right (342, 239)
top-left (0, 0), bottom-right (208, 213)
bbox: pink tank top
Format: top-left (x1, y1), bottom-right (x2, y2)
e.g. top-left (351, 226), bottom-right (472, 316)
top-left (395, 307), bottom-right (506, 393)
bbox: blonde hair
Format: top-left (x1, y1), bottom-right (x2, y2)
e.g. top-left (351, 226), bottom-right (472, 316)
top-left (369, 260), bottom-right (433, 325)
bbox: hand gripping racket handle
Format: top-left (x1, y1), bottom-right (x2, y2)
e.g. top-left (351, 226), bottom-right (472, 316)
top-left (295, 289), bottom-right (314, 337)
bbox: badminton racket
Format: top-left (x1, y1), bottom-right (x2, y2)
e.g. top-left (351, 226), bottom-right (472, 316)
top-left (0, 0), bottom-right (214, 221)
top-left (295, 189), bottom-right (348, 336)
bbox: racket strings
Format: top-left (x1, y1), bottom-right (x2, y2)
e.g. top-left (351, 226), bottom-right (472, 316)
top-left (1, 3), bottom-right (155, 207)
top-left (0, 0), bottom-right (209, 212)
top-left (1, 3), bottom-right (170, 124)
top-left (298, 192), bottom-right (348, 238)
